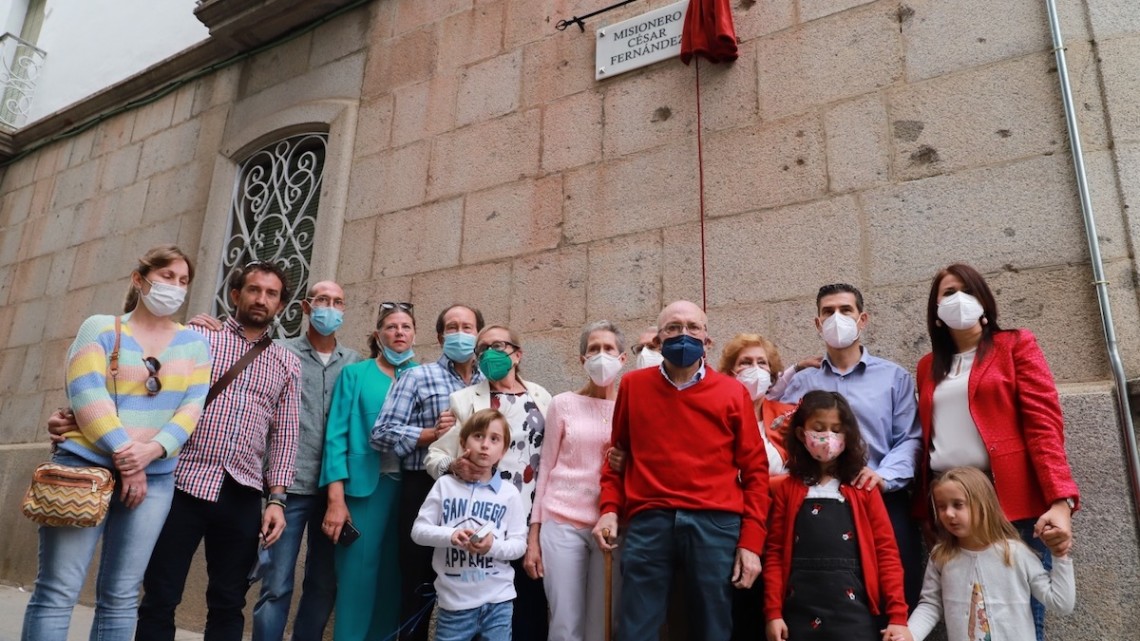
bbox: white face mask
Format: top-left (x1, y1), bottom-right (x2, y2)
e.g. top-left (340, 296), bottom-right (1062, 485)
top-left (584, 353), bottom-right (623, 387)
top-left (736, 366), bottom-right (772, 401)
top-left (820, 312), bottom-right (860, 349)
top-left (141, 280), bottom-right (187, 317)
top-left (635, 347), bottom-right (665, 370)
top-left (937, 292), bottom-right (985, 331)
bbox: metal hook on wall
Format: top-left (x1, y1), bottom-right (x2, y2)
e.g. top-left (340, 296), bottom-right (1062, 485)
top-left (555, 0), bottom-right (643, 32)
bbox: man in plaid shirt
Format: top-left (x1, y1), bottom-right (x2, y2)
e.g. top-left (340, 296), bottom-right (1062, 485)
top-left (370, 304), bottom-right (484, 641)
top-left (135, 262), bottom-right (301, 641)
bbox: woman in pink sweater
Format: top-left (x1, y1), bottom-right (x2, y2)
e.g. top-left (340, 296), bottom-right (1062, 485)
top-left (526, 320), bottom-right (626, 641)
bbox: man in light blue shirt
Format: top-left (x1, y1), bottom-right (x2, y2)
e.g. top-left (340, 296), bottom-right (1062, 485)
top-left (780, 283), bottom-right (923, 610)
top-left (371, 304), bottom-right (485, 641)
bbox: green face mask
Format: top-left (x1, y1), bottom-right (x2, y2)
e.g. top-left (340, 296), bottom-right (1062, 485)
top-left (478, 349), bottom-right (514, 382)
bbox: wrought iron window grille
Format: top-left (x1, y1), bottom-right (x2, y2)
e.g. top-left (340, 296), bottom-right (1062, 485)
top-left (0, 33), bottom-right (47, 131)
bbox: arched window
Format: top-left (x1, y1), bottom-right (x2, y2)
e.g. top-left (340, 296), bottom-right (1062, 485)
top-left (212, 131), bottom-right (328, 337)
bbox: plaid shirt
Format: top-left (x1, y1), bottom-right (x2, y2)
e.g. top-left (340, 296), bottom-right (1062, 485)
top-left (175, 317), bottom-right (301, 501)
top-left (371, 354), bottom-right (483, 471)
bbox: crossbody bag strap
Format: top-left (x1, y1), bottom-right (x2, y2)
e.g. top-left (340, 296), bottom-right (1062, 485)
top-left (204, 335), bottom-right (273, 409)
top-left (110, 316), bottom-right (122, 376)
top-left (110, 316), bottom-right (122, 413)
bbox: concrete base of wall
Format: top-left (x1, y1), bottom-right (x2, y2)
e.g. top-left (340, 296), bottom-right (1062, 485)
top-left (1, 385), bottom-right (1136, 639)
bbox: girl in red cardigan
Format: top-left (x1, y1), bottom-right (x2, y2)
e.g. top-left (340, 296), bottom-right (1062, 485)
top-left (764, 391), bottom-right (912, 641)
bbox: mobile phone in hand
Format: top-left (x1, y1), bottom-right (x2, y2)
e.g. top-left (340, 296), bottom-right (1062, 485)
top-left (338, 521), bottom-right (361, 547)
top-left (247, 545), bottom-right (271, 583)
top-left (469, 520), bottom-right (495, 544)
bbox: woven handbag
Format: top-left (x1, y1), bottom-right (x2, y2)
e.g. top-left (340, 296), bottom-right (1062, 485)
top-left (21, 462), bottom-right (115, 527)
top-left (22, 316), bottom-right (122, 528)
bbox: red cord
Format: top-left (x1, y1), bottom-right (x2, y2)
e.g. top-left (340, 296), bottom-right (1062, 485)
top-left (695, 57), bottom-right (708, 311)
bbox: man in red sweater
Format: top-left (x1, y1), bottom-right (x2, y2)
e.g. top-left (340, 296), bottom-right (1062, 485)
top-left (593, 300), bottom-right (770, 641)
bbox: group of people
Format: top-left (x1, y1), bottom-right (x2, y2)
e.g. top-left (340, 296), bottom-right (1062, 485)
top-left (21, 242), bottom-right (1081, 641)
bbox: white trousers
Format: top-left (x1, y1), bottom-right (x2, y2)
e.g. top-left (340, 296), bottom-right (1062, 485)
top-left (540, 519), bottom-right (622, 641)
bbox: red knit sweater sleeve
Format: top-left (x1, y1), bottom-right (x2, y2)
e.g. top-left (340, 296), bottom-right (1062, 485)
top-left (597, 373), bottom-right (631, 517)
top-left (735, 383), bottom-right (770, 553)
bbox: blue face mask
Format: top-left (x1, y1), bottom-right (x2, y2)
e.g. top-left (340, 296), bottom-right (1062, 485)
top-left (442, 332), bottom-right (476, 363)
top-left (309, 307), bottom-right (343, 336)
top-left (660, 334), bottom-right (705, 368)
top-left (383, 345), bottom-right (415, 366)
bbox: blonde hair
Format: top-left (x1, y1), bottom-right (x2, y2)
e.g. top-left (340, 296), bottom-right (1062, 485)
top-left (929, 467), bottom-right (1022, 567)
top-left (717, 333), bottom-right (785, 378)
top-left (123, 244), bottom-right (195, 313)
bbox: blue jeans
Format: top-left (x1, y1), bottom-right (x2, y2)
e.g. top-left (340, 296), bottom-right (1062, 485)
top-left (1014, 519), bottom-right (1052, 641)
top-left (434, 601), bottom-right (513, 641)
top-left (619, 509), bottom-right (739, 641)
top-left (21, 452), bottom-right (174, 641)
top-left (253, 493), bottom-right (336, 641)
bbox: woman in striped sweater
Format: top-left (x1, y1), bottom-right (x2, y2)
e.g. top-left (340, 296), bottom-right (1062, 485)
top-left (527, 320), bottom-right (627, 641)
top-left (22, 244), bottom-right (212, 641)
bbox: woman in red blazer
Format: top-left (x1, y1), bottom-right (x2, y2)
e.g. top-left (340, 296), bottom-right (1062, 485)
top-left (915, 263), bottom-right (1080, 640)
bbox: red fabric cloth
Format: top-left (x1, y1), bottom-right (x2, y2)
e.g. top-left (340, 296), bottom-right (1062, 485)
top-left (598, 367), bottom-right (770, 553)
top-left (763, 478), bottom-right (909, 625)
top-left (680, 0), bottom-right (739, 64)
top-left (914, 329), bottom-right (1080, 523)
top-left (759, 398), bottom-right (796, 467)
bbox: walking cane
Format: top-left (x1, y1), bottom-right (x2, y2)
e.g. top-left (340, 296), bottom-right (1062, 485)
top-left (603, 527), bottom-right (614, 641)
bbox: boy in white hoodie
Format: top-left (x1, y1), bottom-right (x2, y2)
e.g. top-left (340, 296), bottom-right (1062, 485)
top-left (412, 408), bottom-right (527, 641)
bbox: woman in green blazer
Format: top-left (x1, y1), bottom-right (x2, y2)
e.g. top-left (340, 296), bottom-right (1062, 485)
top-left (320, 302), bottom-right (418, 641)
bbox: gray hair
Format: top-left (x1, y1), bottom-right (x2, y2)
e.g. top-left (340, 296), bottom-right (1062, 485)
top-left (579, 320), bottom-right (626, 355)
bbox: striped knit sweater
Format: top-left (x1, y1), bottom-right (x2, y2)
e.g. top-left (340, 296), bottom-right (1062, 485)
top-left (62, 313), bottom-right (212, 474)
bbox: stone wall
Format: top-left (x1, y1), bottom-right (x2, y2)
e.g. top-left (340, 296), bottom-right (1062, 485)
top-left (1, 0), bottom-right (1139, 636)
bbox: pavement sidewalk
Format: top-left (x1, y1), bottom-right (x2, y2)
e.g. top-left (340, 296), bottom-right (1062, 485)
top-left (0, 584), bottom-right (204, 641)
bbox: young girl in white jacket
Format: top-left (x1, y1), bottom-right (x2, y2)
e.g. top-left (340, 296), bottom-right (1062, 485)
top-left (904, 467), bottom-right (1075, 641)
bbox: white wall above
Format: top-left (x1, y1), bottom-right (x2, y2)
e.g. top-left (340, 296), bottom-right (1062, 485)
top-left (25, 0), bottom-right (208, 122)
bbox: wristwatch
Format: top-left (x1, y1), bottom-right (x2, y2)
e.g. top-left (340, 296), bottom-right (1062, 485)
top-left (267, 492), bottom-right (288, 507)
top-left (1064, 497), bottom-right (1076, 510)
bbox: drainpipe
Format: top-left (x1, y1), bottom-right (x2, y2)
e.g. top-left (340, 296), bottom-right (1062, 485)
top-left (1044, 0), bottom-right (1140, 535)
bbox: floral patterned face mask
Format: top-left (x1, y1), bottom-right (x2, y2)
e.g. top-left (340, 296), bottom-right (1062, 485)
top-left (802, 430), bottom-right (846, 463)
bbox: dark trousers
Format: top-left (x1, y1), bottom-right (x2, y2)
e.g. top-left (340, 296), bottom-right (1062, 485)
top-left (509, 557), bottom-right (549, 640)
top-left (730, 576), bottom-right (764, 641)
top-left (619, 509), bottom-right (739, 641)
top-left (882, 489), bottom-right (924, 612)
top-left (136, 476), bottom-right (262, 641)
top-left (398, 470), bottom-right (437, 641)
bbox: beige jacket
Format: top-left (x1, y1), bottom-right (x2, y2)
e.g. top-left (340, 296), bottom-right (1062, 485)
top-left (424, 378), bottom-right (553, 479)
